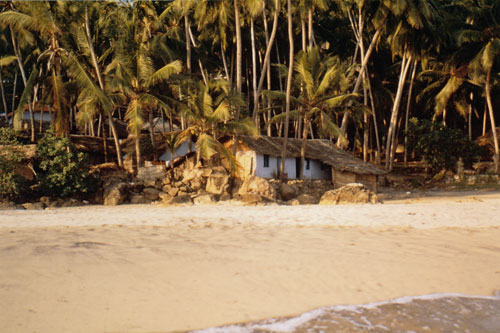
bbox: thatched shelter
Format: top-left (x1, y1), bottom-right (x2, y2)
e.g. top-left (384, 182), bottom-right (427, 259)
top-left (229, 136), bottom-right (386, 192)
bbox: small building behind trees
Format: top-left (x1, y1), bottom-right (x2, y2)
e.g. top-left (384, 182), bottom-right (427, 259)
top-left (228, 136), bottom-right (386, 192)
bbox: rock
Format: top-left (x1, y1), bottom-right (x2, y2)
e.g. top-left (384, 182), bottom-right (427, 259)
top-left (238, 193), bottom-right (263, 205)
top-left (129, 193), bottom-right (149, 204)
top-left (190, 179), bottom-right (202, 191)
top-left (319, 184), bottom-right (380, 205)
top-left (136, 165), bottom-right (166, 182)
top-left (296, 193), bottom-right (317, 205)
top-left (206, 167), bottom-right (230, 195)
top-left (168, 187), bottom-right (179, 197)
top-left (158, 192), bottom-right (171, 202)
top-left (162, 184), bottom-right (172, 192)
top-left (174, 181), bottom-right (183, 187)
top-left (286, 199), bottom-right (300, 206)
top-left (182, 168), bottom-right (204, 183)
top-left (129, 182), bottom-right (145, 193)
top-left (279, 183), bottom-right (297, 201)
top-left (39, 196), bottom-right (53, 206)
top-left (22, 202), bottom-right (45, 210)
top-left (238, 175), bottom-right (276, 200)
top-left (0, 201), bottom-right (17, 210)
top-left (163, 195), bottom-right (193, 206)
top-left (143, 187), bottom-right (161, 201)
top-left (103, 182), bottom-right (129, 206)
top-left (219, 193), bottom-right (231, 201)
top-left (60, 199), bottom-right (83, 208)
top-left (193, 194), bottom-right (216, 205)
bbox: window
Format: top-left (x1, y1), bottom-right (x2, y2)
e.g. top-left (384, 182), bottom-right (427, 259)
top-left (263, 154), bottom-right (270, 168)
top-left (306, 159), bottom-right (310, 170)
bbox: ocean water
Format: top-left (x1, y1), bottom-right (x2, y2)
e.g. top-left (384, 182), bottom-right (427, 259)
top-left (194, 293), bottom-right (500, 332)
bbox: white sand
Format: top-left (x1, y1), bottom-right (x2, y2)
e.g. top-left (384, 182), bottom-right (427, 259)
top-left (1, 190), bottom-right (500, 332)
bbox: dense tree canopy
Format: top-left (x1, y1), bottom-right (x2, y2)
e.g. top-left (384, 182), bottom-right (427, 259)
top-left (0, 0), bottom-right (499, 173)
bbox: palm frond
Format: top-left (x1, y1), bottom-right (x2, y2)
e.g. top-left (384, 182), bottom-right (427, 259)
top-left (435, 76), bottom-right (463, 116)
top-left (146, 60), bottom-right (182, 87)
top-left (125, 97), bottom-right (144, 136)
top-left (196, 133), bottom-right (218, 160)
top-left (13, 66), bottom-right (38, 131)
top-left (0, 56), bottom-right (17, 67)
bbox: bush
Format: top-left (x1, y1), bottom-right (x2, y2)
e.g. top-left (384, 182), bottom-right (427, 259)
top-left (406, 118), bottom-right (481, 172)
top-left (36, 130), bottom-right (97, 198)
top-left (0, 128), bottom-right (30, 201)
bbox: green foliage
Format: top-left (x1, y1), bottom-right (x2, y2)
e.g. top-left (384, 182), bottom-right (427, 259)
top-left (0, 128), bottom-right (30, 200)
top-left (0, 127), bottom-right (21, 145)
top-left (406, 118), bottom-right (481, 172)
top-left (36, 131), bottom-right (97, 198)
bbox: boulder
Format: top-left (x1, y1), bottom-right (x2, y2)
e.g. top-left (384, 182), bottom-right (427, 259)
top-left (296, 193), bottom-right (317, 205)
top-left (190, 179), bottom-right (202, 191)
top-left (238, 175), bottom-right (276, 200)
top-left (143, 187), bottom-right (161, 201)
top-left (22, 202), bottom-right (45, 210)
top-left (182, 168), bottom-right (204, 183)
top-left (206, 167), bottom-right (230, 195)
top-left (163, 195), bottom-right (193, 206)
top-left (0, 201), bottom-right (18, 210)
top-left (168, 187), bottom-right (179, 197)
top-left (103, 182), bottom-right (129, 206)
top-left (193, 194), bottom-right (216, 205)
top-left (60, 199), bottom-right (84, 208)
top-left (129, 193), bottom-right (149, 204)
top-left (286, 199), bottom-right (300, 206)
top-left (158, 192), bottom-right (171, 202)
top-left (319, 183), bottom-right (380, 205)
top-left (279, 183), bottom-right (297, 201)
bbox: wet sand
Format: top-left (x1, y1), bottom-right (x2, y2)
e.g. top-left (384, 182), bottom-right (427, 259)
top-left (1, 191), bottom-right (500, 332)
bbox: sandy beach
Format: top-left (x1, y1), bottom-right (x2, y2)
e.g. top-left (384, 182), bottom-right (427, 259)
top-left (1, 190), bottom-right (500, 332)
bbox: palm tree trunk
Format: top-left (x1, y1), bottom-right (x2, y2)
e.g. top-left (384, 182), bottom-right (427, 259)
top-left (280, 0), bottom-right (294, 183)
top-left (11, 70), bottom-right (17, 117)
top-left (232, 0), bottom-right (243, 155)
top-left (0, 68), bottom-right (8, 122)
top-left (149, 110), bottom-right (157, 160)
top-left (403, 59), bottom-right (418, 167)
top-left (385, 52), bottom-right (412, 171)
top-left (308, 7), bottom-right (314, 49)
top-left (263, 10), bottom-right (273, 136)
top-left (11, 27), bottom-right (35, 141)
top-left (184, 13), bottom-right (192, 74)
top-left (299, 117), bottom-right (310, 179)
top-left (135, 135), bottom-right (141, 171)
top-left (250, 17), bottom-right (259, 130)
top-left (337, 14), bottom-right (388, 147)
top-left (221, 43), bottom-right (230, 83)
top-left (252, 0), bottom-right (279, 122)
top-left (85, 8), bottom-right (123, 167)
top-left (485, 67), bottom-right (499, 173)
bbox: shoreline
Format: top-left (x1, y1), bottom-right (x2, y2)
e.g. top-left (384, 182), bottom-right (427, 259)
top-left (1, 191), bottom-right (500, 332)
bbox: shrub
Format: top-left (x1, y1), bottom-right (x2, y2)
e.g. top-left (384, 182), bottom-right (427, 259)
top-left (0, 128), bottom-right (30, 201)
top-left (406, 118), bottom-right (481, 172)
top-left (36, 130), bottom-right (97, 197)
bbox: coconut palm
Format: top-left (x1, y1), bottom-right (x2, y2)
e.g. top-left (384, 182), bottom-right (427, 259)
top-left (105, 1), bottom-right (182, 170)
top-left (180, 78), bottom-right (257, 174)
top-left (458, 0), bottom-right (500, 172)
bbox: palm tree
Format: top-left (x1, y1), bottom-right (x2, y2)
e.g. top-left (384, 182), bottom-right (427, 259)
top-left (293, 47), bottom-right (362, 178)
top-left (106, 1), bottom-right (182, 170)
top-left (458, 0), bottom-right (500, 172)
top-left (62, 1), bottom-right (124, 167)
top-left (280, 0), bottom-right (295, 183)
top-left (180, 78), bottom-right (257, 174)
top-left (384, 0), bottom-right (440, 171)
